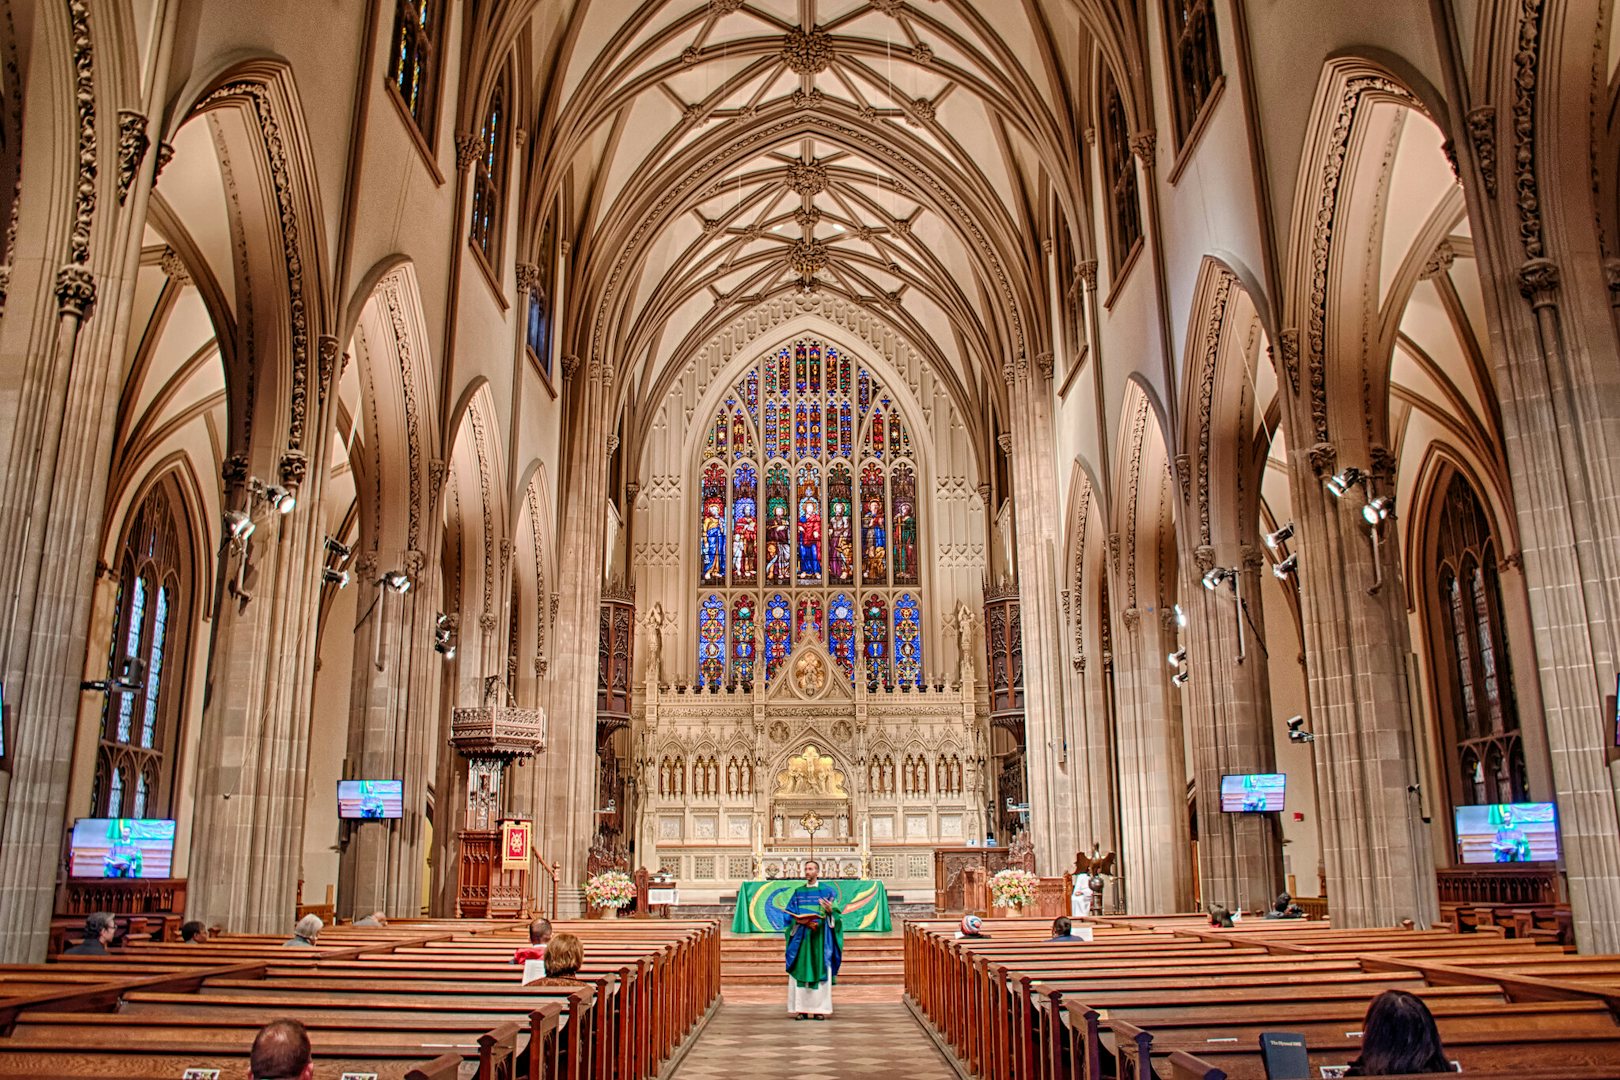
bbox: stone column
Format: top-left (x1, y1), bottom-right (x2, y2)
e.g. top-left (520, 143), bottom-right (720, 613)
top-left (1001, 353), bottom-right (1077, 872)
top-left (337, 549), bottom-right (441, 919)
top-left (1182, 544), bottom-right (1284, 912)
top-left (532, 356), bottom-right (614, 911)
top-left (1285, 433), bottom-right (1437, 928)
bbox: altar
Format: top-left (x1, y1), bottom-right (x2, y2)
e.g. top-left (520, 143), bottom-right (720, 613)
top-left (729, 879), bottom-right (894, 933)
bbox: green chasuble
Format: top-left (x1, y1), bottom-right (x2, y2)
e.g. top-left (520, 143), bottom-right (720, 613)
top-left (783, 882), bottom-right (844, 989)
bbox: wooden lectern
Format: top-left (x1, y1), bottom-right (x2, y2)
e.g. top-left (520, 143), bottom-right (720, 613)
top-left (450, 689), bottom-right (545, 918)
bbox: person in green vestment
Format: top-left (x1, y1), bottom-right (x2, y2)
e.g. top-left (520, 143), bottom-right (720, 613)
top-left (783, 859), bottom-right (843, 1019)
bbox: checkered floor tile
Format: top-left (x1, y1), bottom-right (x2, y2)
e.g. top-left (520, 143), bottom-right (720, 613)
top-left (671, 1001), bottom-right (957, 1079)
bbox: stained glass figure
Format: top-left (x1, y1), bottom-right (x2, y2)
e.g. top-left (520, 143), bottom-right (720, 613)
top-left (795, 404), bottom-right (812, 458)
top-left (891, 463), bottom-right (918, 586)
top-left (764, 594), bottom-right (791, 682)
top-left (731, 596), bottom-right (756, 684)
top-left (700, 462), bottom-right (728, 585)
top-left (809, 405), bottom-right (822, 457)
top-left (704, 410), bottom-right (727, 459)
top-left (698, 595), bottom-right (726, 686)
top-left (807, 340), bottom-right (822, 392)
top-left (731, 407), bottom-right (750, 458)
top-left (834, 402), bottom-right (853, 459)
top-left (775, 347), bottom-right (790, 397)
top-left (828, 594), bottom-right (856, 680)
top-left (764, 464), bottom-right (792, 585)
top-left (867, 409), bottom-right (886, 459)
top-left (795, 596), bottom-right (824, 642)
top-left (861, 463), bottom-right (887, 585)
top-left (797, 463), bottom-right (822, 582)
top-left (732, 463), bottom-right (758, 584)
top-left (827, 463), bottom-right (854, 586)
top-left (891, 415), bottom-right (912, 458)
top-left (862, 595), bottom-right (889, 683)
top-left (894, 593), bottom-right (922, 687)
top-left (795, 342), bottom-right (808, 393)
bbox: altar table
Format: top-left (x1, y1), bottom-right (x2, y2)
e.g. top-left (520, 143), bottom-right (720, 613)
top-left (729, 879), bottom-right (893, 933)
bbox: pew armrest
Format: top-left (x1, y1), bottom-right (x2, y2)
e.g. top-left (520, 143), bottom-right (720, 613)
top-left (404, 1051), bottom-right (465, 1080)
top-left (1166, 1049), bottom-right (1228, 1080)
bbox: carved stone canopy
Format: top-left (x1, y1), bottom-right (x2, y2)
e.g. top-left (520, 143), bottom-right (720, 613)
top-left (775, 743), bottom-right (847, 798)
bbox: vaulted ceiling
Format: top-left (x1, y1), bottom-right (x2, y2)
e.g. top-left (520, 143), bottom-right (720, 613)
top-left (535, 0), bottom-right (1091, 436)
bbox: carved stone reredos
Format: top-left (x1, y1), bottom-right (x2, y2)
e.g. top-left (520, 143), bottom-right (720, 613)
top-left (767, 627), bottom-right (851, 703)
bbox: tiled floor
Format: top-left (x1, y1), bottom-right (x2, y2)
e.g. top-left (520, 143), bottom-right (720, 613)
top-left (672, 1000), bottom-right (958, 1079)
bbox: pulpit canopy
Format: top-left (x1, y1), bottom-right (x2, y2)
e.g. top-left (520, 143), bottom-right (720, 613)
top-left (450, 705), bottom-right (546, 760)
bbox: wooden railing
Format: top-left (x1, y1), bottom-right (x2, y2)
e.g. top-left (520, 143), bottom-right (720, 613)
top-left (1437, 866), bottom-right (1561, 906)
top-left (534, 852), bottom-right (560, 921)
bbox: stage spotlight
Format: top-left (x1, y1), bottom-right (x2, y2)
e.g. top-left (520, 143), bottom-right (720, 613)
top-left (1286, 715), bottom-right (1305, 733)
top-left (265, 484), bottom-right (296, 514)
top-left (1272, 553), bottom-right (1298, 580)
top-left (382, 570), bottom-right (412, 593)
top-left (1171, 670), bottom-right (1190, 688)
top-left (322, 568), bottom-right (351, 588)
top-left (1167, 647), bottom-right (1187, 668)
top-left (434, 613), bottom-right (457, 658)
top-left (1202, 567), bottom-right (1231, 591)
top-left (223, 510), bottom-right (255, 542)
top-left (1285, 715), bottom-right (1315, 743)
top-left (1264, 522), bottom-right (1294, 549)
top-left (1361, 496), bottom-right (1396, 526)
top-left (324, 537), bottom-right (352, 559)
top-left (1326, 468), bottom-right (1364, 498)
top-left (1173, 603), bottom-right (1188, 628)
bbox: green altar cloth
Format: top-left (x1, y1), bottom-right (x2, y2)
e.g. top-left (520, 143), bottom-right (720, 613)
top-left (730, 879), bottom-right (893, 933)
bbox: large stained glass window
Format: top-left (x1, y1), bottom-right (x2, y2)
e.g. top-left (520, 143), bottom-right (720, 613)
top-left (695, 339), bottom-right (923, 687)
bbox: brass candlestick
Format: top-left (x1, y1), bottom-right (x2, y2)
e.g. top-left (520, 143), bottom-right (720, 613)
top-left (799, 810), bottom-right (825, 868)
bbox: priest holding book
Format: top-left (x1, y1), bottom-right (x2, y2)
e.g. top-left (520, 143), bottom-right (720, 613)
top-left (783, 859), bottom-right (843, 1019)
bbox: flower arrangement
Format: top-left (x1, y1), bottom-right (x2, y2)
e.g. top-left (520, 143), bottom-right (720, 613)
top-left (583, 870), bottom-right (635, 909)
top-left (990, 868), bottom-right (1039, 909)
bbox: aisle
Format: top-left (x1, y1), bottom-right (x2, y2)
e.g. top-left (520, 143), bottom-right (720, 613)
top-left (671, 1001), bottom-right (958, 1079)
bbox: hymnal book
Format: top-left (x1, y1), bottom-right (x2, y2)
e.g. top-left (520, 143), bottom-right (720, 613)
top-left (790, 912), bottom-right (822, 928)
top-left (1259, 1031), bottom-right (1311, 1079)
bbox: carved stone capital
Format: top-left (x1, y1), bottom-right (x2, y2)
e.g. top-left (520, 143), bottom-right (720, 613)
top-left (606, 433), bottom-right (621, 457)
top-left (316, 335), bottom-right (341, 406)
top-left (1240, 544), bottom-right (1266, 572)
top-left (1193, 544), bottom-right (1217, 572)
top-left (153, 142), bottom-right (176, 184)
top-left (1034, 352), bottom-right (1054, 380)
top-left (1276, 329), bottom-right (1301, 395)
top-left (1306, 441), bottom-right (1337, 478)
top-left (455, 134), bottom-right (484, 171)
top-left (515, 262), bottom-right (542, 297)
top-left (1130, 131), bottom-right (1157, 167)
top-left (55, 265), bottom-right (96, 318)
top-left (1465, 106), bottom-right (1498, 198)
top-left (1120, 606), bottom-right (1141, 630)
top-left (1077, 260), bottom-right (1098, 291)
top-left (158, 247), bottom-right (191, 284)
top-left (1517, 258), bottom-right (1560, 305)
top-left (117, 110), bottom-right (150, 205)
top-left (222, 454), bottom-right (250, 486)
top-left (402, 548), bottom-right (426, 575)
top-left (561, 354), bottom-right (582, 378)
top-left (480, 611), bottom-right (500, 633)
top-left (997, 432), bottom-right (1014, 456)
top-left (1367, 443), bottom-right (1398, 481)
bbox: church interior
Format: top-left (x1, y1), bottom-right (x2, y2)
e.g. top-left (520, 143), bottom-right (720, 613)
top-left (2, 0), bottom-right (1620, 1074)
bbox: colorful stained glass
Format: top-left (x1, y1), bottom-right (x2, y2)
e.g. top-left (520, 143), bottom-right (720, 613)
top-left (826, 464), bottom-right (854, 586)
top-left (809, 404), bottom-right (822, 457)
top-left (737, 369), bottom-right (759, 421)
top-left (867, 409), bottom-right (886, 459)
top-left (892, 415), bottom-right (912, 458)
top-left (795, 596), bottom-right (824, 642)
top-left (807, 340), bottom-right (822, 393)
top-left (892, 463), bottom-right (918, 586)
top-left (796, 463), bottom-right (822, 583)
top-left (795, 404), bottom-right (812, 458)
top-left (894, 593), bottom-right (922, 687)
top-left (858, 367), bottom-right (872, 415)
top-left (140, 587), bottom-right (169, 748)
top-left (862, 595), bottom-right (889, 683)
top-left (115, 576), bottom-right (147, 743)
top-left (834, 402), bottom-right (853, 458)
top-left (764, 464), bottom-right (792, 585)
top-left (764, 402), bottom-right (781, 459)
top-left (731, 408), bottom-right (751, 459)
top-left (828, 594), bottom-right (856, 680)
top-left (775, 347), bottom-right (790, 397)
top-left (700, 463), bottom-right (727, 585)
top-left (829, 346), bottom-right (850, 394)
top-left (698, 595), bottom-right (726, 686)
top-left (795, 342), bottom-right (808, 393)
top-left (764, 594), bottom-right (791, 681)
top-left (732, 463), bottom-right (758, 584)
top-left (731, 596), bottom-right (757, 684)
top-left (861, 462), bottom-right (887, 585)
top-left (703, 410), bottom-right (727, 458)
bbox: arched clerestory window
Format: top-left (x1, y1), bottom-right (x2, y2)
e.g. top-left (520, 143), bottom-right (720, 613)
top-left (93, 480), bottom-right (193, 819)
top-left (1163, 0), bottom-right (1222, 143)
top-left (470, 76), bottom-right (509, 265)
top-left (1099, 67), bottom-right (1142, 274)
top-left (387, 0), bottom-right (445, 144)
top-left (695, 340), bottom-right (923, 688)
top-left (1426, 472), bottom-right (1525, 815)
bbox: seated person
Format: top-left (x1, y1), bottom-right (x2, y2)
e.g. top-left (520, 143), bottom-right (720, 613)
top-left (954, 914), bottom-right (990, 939)
top-left (526, 932), bottom-right (585, 986)
top-left (1048, 916), bottom-right (1085, 942)
top-left (63, 912), bottom-right (116, 955)
top-left (1345, 989), bottom-right (1455, 1074)
top-left (282, 914), bottom-right (322, 947)
top-left (1207, 904), bottom-right (1235, 928)
top-left (513, 916), bottom-right (552, 967)
top-left (1264, 892), bottom-right (1292, 918)
top-left (1283, 903), bottom-right (1305, 919)
top-left (250, 1018), bottom-right (313, 1080)
top-left (352, 911), bottom-right (387, 927)
top-left (179, 920), bottom-right (209, 943)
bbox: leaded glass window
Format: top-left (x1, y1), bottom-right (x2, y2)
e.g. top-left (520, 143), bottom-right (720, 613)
top-left (470, 79), bottom-right (508, 263)
top-left (388, 0), bottom-right (443, 142)
top-left (695, 339), bottom-right (923, 687)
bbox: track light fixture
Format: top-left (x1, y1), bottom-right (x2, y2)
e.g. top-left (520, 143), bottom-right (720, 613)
top-left (322, 568), bottom-right (351, 588)
top-left (1167, 647), bottom-right (1187, 668)
top-left (223, 510), bottom-right (255, 542)
top-left (324, 537), bottom-right (352, 560)
top-left (1361, 496), bottom-right (1396, 527)
top-left (1285, 715), bottom-right (1314, 743)
top-left (1272, 553), bottom-right (1298, 580)
top-left (1202, 566), bottom-right (1234, 591)
top-left (1171, 670), bottom-right (1190, 688)
top-left (1264, 522), bottom-right (1294, 550)
top-left (434, 613), bottom-right (457, 659)
top-left (1326, 468), bottom-right (1365, 498)
top-left (381, 570), bottom-right (412, 594)
top-left (1173, 603), bottom-right (1188, 628)
top-left (248, 477), bottom-right (296, 515)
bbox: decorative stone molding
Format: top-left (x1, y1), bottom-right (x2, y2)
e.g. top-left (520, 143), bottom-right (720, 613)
top-left (153, 141), bottom-right (175, 184)
top-left (562, 354), bottom-right (581, 378)
top-left (790, 87), bottom-right (825, 111)
top-left (66, 0), bottom-right (97, 269)
top-left (906, 97), bottom-right (936, 126)
top-left (1499, 550), bottom-right (1525, 571)
top-left (1275, 328), bottom-right (1301, 396)
top-left (158, 247), bottom-right (190, 284)
top-left (222, 454), bottom-right (250, 486)
top-left (55, 265), bottom-right (96, 318)
top-left (1034, 352), bottom-right (1054, 380)
top-left (1420, 241), bottom-right (1455, 280)
top-left (515, 262), bottom-right (541, 296)
top-left (786, 159), bottom-right (828, 197)
top-left (455, 134), bottom-right (483, 171)
top-left (788, 237), bottom-right (830, 276)
top-left (1106, 532), bottom-right (1121, 569)
top-left (1510, 0), bottom-right (1547, 259)
top-left (1306, 441), bottom-right (1337, 477)
top-left (117, 110), bottom-right (150, 205)
top-left (316, 335), bottom-right (341, 407)
top-left (1367, 443), bottom-right (1397, 481)
top-left (1173, 453), bottom-right (1193, 513)
top-left (428, 458), bottom-right (447, 509)
top-left (1240, 544), bottom-right (1265, 572)
top-left (997, 432), bottom-right (1014, 456)
top-left (1193, 544), bottom-right (1217, 572)
top-left (606, 433), bottom-right (621, 457)
top-left (279, 451), bottom-right (308, 491)
top-left (402, 548), bottom-right (426, 576)
top-left (1120, 607), bottom-right (1141, 630)
top-left (1465, 107), bottom-right (1498, 197)
top-left (480, 611), bottom-right (500, 633)
top-left (1077, 260), bottom-right (1098, 290)
top-left (1517, 257), bottom-right (1559, 304)
top-left (1130, 131), bottom-right (1157, 166)
top-left (782, 27), bottom-right (833, 75)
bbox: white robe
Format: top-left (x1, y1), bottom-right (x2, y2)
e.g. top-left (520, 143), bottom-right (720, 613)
top-left (1071, 873), bottom-right (1092, 918)
top-left (787, 976), bottom-right (833, 1015)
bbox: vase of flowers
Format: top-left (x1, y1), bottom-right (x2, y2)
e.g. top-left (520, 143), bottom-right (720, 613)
top-left (989, 868), bottom-right (1039, 916)
top-left (583, 870), bottom-right (634, 917)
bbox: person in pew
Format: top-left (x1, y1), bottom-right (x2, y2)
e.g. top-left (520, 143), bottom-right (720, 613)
top-left (513, 916), bottom-right (553, 972)
top-left (1048, 916), bottom-right (1085, 942)
top-left (525, 932), bottom-right (586, 987)
top-left (283, 914), bottom-right (322, 947)
top-left (1344, 989), bottom-right (1456, 1075)
top-left (785, 858), bottom-right (843, 1020)
top-left (954, 914), bottom-right (990, 939)
top-left (250, 1018), bottom-right (314, 1080)
top-left (1207, 904), bottom-right (1235, 928)
top-left (63, 912), bottom-right (117, 955)
top-left (179, 920), bottom-right (209, 943)
top-left (352, 911), bottom-right (387, 927)
top-left (1264, 893), bottom-right (1293, 918)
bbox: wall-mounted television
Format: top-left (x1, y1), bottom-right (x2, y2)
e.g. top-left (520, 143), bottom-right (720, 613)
top-left (1220, 773), bottom-right (1286, 813)
top-left (1454, 801), bottom-right (1559, 864)
top-left (337, 779), bottom-right (403, 820)
top-left (68, 818), bottom-right (177, 879)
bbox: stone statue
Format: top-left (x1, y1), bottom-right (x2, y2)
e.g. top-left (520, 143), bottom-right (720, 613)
top-left (953, 601), bottom-right (977, 681)
top-left (646, 602), bottom-right (665, 683)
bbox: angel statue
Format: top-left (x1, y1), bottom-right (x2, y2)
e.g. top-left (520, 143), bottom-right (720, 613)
top-left (952, 601), bottom-right (977, 682)
top-left (645, 602), bottom-right (666, 684)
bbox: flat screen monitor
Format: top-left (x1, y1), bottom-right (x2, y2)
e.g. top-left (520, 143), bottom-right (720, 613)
top-left (1220, 773), bottom-right (1286, 813)
top-left (337, 779), bottom-right (403, 820)
top-left (1454, 801), bottom-right (1559, 864)
top-left (68, 818), bottom-right (176, 879)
